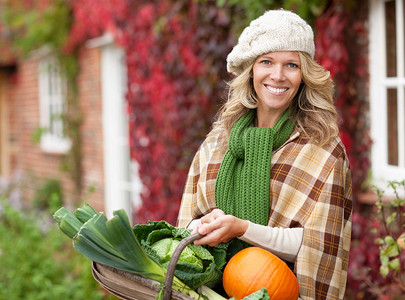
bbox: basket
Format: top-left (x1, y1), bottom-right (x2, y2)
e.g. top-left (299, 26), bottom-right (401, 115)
top-left (92, 233), bottom-right (202, 300)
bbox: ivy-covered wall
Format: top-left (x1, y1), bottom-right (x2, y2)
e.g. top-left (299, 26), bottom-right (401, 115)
top-left (0, 0), bottom-right (370, 225)
top-left (315, 0), bottom-right (371, 200)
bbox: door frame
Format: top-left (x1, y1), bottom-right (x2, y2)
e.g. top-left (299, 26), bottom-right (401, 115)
top-left (0, 71), bottom-right (10, 177)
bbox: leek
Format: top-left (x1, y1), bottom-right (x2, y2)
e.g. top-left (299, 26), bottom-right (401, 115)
top-left (197, 286), bottom-right (270, 300)
top-left (198, 285), bottom-right (227, 300)
top-left (53, 205), bottom-right (202, 300)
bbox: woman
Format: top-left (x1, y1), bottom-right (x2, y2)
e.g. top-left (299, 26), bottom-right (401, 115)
top-left (177, 9), bottom-right (352, 300)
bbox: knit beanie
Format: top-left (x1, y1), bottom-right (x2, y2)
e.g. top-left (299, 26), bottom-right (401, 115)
top-left (227, 9), bottom-right (315, 76)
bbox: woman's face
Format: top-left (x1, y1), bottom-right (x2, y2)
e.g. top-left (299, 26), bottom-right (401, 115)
top-left (252, 51), bottom-right (302, 127)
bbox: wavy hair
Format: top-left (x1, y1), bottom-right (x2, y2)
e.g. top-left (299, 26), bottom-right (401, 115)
top-left (211, 52), bottom-right (339, 147)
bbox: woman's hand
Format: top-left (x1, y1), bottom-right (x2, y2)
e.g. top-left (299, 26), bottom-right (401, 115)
top-left (192, 209), bottom-right (249, 247)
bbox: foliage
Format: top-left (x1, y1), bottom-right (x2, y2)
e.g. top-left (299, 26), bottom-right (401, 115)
top-left (315, 0), bottom-right (371, 198)
top-left (346, 180), bottom-right (405, 299)
top-left (216, 0), bottom-right (326, 30)
top-left (0, 199), bottom-right (116, 300)
top-left (374, 181), bottom-right (405, 282)
top-left (123, 1), bottom-right (232, 224)
top-left (33, 178), bottom-right (63, 212)
top-left (1, 0), bottom-right (71, 55)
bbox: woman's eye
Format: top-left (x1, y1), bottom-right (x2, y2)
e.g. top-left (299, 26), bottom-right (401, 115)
top-left (261, 60), bottom-right (271, 65)
top-left (287, 63), bottom-right (299, 68)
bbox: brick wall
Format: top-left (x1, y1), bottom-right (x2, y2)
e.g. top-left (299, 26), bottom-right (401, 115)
top-left (5, 46), bottom-right (106, 212)
top-left (77, 46), bottom-right (105, 212)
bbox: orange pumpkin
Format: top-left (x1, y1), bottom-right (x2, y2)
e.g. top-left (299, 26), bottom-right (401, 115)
top-left (223, 247), bottom-right (299, 300)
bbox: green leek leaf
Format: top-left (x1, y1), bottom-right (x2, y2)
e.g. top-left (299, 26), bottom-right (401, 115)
top-left (53, 207), bottom-right (71, 224)
top-left (105, 209), bottom-right (166, 282)
top-left (75, 213), bottom-right (124, 259)
top-left (54, 208), bottom-right (83, 239)
top-left (73, 233), bottom-right (132, 272)
top-left (74, 202), bottom-right (98, 223)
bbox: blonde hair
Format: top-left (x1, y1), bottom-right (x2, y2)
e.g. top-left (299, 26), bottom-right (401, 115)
top-left (211, 52), bottom-right (339, 147)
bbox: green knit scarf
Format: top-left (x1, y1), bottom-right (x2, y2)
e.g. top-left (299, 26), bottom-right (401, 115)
top-left (215, 109), bottom-right (295, 226)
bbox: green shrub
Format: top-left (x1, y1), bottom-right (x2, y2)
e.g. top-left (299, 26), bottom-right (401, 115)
top-left (33, 178), bottom-right (63, 212)
top-left (0, 200), bottom-right (116, 300)
top-left (346, 180), bottom-right (405, 299)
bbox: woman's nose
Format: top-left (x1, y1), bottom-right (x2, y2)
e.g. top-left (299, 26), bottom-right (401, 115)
top-left (270, 65), bottom-right (284, 81)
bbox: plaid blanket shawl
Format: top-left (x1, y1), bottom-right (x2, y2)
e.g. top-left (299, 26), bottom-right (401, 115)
top-left (177, 128), bottom-right (353, 300)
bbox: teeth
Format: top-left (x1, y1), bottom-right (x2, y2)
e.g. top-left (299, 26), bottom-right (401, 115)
top-left (266, 86), bottom-right (288, 93)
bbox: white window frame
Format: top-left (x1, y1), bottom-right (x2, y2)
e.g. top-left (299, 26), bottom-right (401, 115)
top-left (369, 0), bottom-right (405, 189)
top-left (38, 55), bottom-right (71, 153)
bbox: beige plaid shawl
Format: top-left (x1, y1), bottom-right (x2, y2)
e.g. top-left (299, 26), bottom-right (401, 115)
top-left (177, 128), bottom-right (353, 300)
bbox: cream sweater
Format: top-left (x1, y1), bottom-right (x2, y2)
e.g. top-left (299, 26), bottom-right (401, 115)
top-left (187, 219), bottom-right (303, 263)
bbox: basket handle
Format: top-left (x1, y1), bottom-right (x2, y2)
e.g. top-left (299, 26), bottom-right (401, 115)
top-left (163, 232), bottom-right (203, 300)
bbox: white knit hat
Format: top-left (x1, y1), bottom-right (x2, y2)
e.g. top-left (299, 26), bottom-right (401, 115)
top-left (227, 9), bottom-right (315, 75)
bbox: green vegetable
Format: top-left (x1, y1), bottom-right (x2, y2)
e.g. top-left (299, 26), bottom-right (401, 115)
top-left (53, 203), bottom-right (201, 299)
top-left (151, 238), bottom-right (204, 271)
top-left (237, 288), bottom-right (270, 300)
top-left (198, 285), bottom-right (228, 300)
top-left (198, 286), bottom-right (270, 300)
top-left (134, 220), bottom-right (227, 290)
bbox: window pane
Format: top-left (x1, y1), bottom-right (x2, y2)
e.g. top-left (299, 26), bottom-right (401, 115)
top-left (387, 88), bottom-right (398, 166)
top-left (386, 0), bottom-right (397, 77)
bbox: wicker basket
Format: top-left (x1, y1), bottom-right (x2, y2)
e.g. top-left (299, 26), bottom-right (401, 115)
top-left (92, 233), bottom-right (202, 300)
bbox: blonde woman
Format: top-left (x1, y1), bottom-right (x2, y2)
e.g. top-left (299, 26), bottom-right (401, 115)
top-left (177, 9), bottom-right (352, 300)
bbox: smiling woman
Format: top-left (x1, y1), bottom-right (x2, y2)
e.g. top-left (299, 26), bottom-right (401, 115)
top-left (252, 51), bottom-right (302, 127)
top-left (177, 9), bottom-right (352, 300)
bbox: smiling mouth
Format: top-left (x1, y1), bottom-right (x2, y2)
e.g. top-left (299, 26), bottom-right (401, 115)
top-left (265, 85), bottom-right (288, 94)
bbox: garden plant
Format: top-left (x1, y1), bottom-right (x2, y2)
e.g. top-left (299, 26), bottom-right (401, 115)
top-left (347, 180), bottom-right (405, 299)
top-left (0, 193), bottom-right (117, 300)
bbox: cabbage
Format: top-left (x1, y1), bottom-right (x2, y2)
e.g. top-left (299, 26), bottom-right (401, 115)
top-left (133, 220), bottom-right (228, 290)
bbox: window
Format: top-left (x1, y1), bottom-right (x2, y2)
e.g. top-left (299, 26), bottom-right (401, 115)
top-left (369, 0), bottom-right (405, 187)
top-left (38, 55), bottom-right (70, 153)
